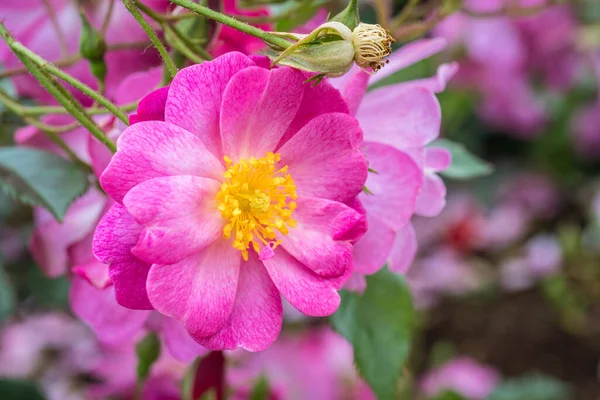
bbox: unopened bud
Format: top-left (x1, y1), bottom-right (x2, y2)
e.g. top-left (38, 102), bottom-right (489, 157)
top-left (352, 23), bottom-right (395, 73)
top-left (267, 21), bottom-right (395, 78)
top-left (266, 22), bottom-right (356, 77)
top-left (79, 11), bottom-right (106, 62)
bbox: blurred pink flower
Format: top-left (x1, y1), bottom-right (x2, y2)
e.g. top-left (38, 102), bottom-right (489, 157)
top-left (420, 357), bottom-right (500, 399)
top-left (497, 172), bottom-right (560, 220)
top-left (435, 1), bottom-right (578, 137)
top-left (94, 52), bottom-right (368, 351)
top-left (229, 328), bottom-right (373, 400)
top-left (526, 234), bottom-right (562, 276)
top-left (0, 313), bottom-right (98, 400)
top-left (572, 52), bottom-right (600, 160)
top-left (500, 234), bottom-right (562, 291)
top-left (330, 39), bottom-right (458, 289)
top-left (407, 247), bottom-right (485, 308)
top-left (0, 0), bottom-right (166, 104)
top-left (88, 336), bottom-right (187, 400)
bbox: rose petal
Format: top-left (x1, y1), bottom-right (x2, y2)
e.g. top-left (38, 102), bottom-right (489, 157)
top-left (123, 175), bottom-right (223, 264)
top-left (279, 113), bottom-right (367, 203)
top-left (164, 52), bottom-right (255, 158)
top-left (147, 239), bottom-right (241, 338)
top-left (279, 197), bottom-right (362, 278)
top-left (262, 249), bottom-right (341, 316)
top-left (100, 120), bottom-right (224, 203)
top-left (197, 252), bottom-right (282, 352)
top-left (220, 66), bottom-right (304, 161)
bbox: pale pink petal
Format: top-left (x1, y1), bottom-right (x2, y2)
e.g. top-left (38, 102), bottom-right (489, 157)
top-left (351, 213), bottom-right (395, 275)
top-left (369, 38), bottom-right (448, 85)
top-left (390, 62), bottom-right (459, 93)
top-left (279, 197), bottom-right (363, 278)
top-left (425, 146), bottom-right (452, 172)
top-left (164, 52), bottom-right (255, 157)
top-left (415, 173), bottom-right (447, 217)
top-left (147, 239), bottom-right (241, 338)
top-left (70, 276), bottom-right (150, 345)
top-left (157, 316), bottom-right (208, 362)
top-left (100, 121), bottom-right (224, 203)
top-left (357, 87), bottom-right (442, 149)
top-left (220, 66), bottom-right (304, 161)
top-left (388, 223), bottom-right (417, 273)
top-left (278, 76), bottom-right (349, 147)
top-left (72, 259), bottom-right (112, 289)
top-left (197, 253), bottom-right (282, 352)
top-left (360, 142), bottom-right (423, 229)
top-left (31, 188), bottom-right (106, 277)
top-left (123, 176), bottom-right (223, 264)
top-left (262, 249), bottom-right (341, 316)
top-left (344, 272), bottom-right (367, 292)
top-left (278, 113), bottom-right (367, 203)
top-left (115, 67), bottom-right (163, 105)
top-left (329, 67), bottom-right (370, 116)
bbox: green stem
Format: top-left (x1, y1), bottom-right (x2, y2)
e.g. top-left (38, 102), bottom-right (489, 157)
top-left (0, 21), bottom-right (128, 125)
top-left (122, 0), bottom-right (178, 78)
top-left (18, 56), bottom-right (117, 153)
top-left (168, 0), bottom-right (292, 49)
top-left (181, 357), bottom-right (201, 400)
top-left (19, 102), bottom-right (139, 117)
top-left (164, 23), bottom-right (212, 61)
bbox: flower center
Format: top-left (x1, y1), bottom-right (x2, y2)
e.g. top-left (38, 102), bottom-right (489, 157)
top-left (217, 152), bottom-right (298, 261)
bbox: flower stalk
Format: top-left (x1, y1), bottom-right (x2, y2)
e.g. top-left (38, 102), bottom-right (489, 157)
top-left (122, 0), bottom-right (178, 78)
top-left (167, 0), bottom-right (292, 50)
top-left (0, 21), bottom-right (128, 125)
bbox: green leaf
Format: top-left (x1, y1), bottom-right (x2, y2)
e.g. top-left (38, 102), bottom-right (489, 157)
top-left (331, 267), bottom-right (414, 400)
top-left (487, 375), bottom-right (571, 400)
top-left (432, 138), bottom-right (493, 180)
top-left (249, 375), bottom-right (270, 400)
top-left (329, 0), bottom-right (359, 30)
top-left (0, 266), bottom-right (15, 322)
top-left (136, 332), bottom-right (161, 380)
top-left (434, 391), bottom-right (466, 400)
top-left (0, 147), bottom-right (89, 222)
top-left (0, 379), bottom-right (45, 400)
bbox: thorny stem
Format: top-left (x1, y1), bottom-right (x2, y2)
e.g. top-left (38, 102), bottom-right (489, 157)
top-left (0, 55), bottom-right (81, 79)
top-left (0, 22), bottom-right (128, 125)
top-left (0, 88), bottom-right (91, 169)
top-left (122, 0), bottom-right (178, 77)
top-left (13, 53), bottom-right (116, 153)
top-left (133, 0), bottom-right (212, 61)
top-left (20, 102), bottom-right (139, 117)
top-left (168, 0), bottom-right (292, 50)
top-left (0, 41), bottom-right (155, 79)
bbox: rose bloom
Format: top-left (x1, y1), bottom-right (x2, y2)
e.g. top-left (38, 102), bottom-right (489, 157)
top-left (330, 38), bottom-right (457, 290)
top-left (228, 327), bottom-right (374, 400)
top-left (94, 52), bottom-right (368, 351)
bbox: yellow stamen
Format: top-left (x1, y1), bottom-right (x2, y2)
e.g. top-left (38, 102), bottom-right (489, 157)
top-left (216, 152), bottom-right (298, 261)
